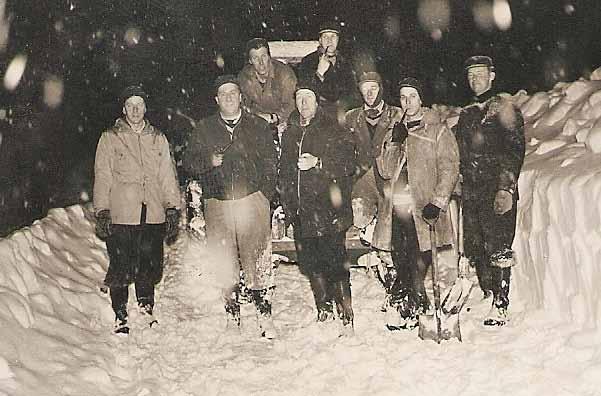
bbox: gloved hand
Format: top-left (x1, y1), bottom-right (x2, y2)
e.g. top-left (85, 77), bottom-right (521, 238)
top-left (165, 208), bottom-right (181, 242)
top-left (95, 209), bottom-right (112, 239)
top-left (494, 190), bottom-right (513, 215)
top-left (391, 122), bottom-right (409, 143)
top-left (421, 203), bottom-right (441, 223)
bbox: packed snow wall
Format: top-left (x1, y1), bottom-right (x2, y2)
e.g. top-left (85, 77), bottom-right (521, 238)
top-left (510, 69), bottom-right (601, 328)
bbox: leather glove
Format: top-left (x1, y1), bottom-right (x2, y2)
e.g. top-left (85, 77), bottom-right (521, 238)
top-left (391, 122), bottom-right (409, 143)
top-left (95, 209), bottom-right (112, 239)
top-left (421, 203), bottom-right (441, 222)
top-left (165, 208), bottom-right (181, 242)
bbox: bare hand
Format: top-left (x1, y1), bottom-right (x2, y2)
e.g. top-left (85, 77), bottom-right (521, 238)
top-left (298, 153), bottom-right (319, 171)
top-left (212, 152), bottom-right (224, 167)
top-left (494, 190), bottom-right (513, 215)
top-left (316, 54), bottom-right (331, 77)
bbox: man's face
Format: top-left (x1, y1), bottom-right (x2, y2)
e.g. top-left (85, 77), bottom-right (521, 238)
top-left (399, 87), bottom-right (422, 116)
top-left (359, 81), bottom-right (380, 107)
top-left (215, 83), bottom-right (242, 117)
top-left (296, 90), bottom-right (318, 121)
top-left (249, 46), bottom-right (271, 77)
top-left (123, 96), bottom-right (146, 125)
top-left (467, 65), bottom-right (495, 96)
top-left (319, 32), bottom-right (339, 55)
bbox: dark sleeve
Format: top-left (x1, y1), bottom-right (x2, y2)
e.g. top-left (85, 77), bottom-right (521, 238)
top-left (320, 125), bottom-right (357, 179)
top-left (277, 129), bottom-right (298, 219)
top-left (345, 111), bottom-right (371, 180)
top-left (256, 120), bottom-right (278, 202)
top-left (181, 122), bottom-right (215, 179)
top-left (496, 102), bottom-right (526, 192)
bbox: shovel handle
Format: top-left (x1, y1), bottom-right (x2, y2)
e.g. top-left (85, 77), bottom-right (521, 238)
top-left (428, 223), bottom-right (443, 343)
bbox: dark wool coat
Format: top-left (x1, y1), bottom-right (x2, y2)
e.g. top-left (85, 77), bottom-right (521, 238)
top-left (279, 109), bottom-right (356, 237)
top-left (297, 49), bottom-right (355, 104)
top-left (181, 112), bottom-right (277, 202)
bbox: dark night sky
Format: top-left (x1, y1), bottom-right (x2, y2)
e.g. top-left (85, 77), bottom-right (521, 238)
top-left (1, 0), bottom-right (600, 234)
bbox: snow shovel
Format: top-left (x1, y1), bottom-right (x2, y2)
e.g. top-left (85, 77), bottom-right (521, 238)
top-left (418, 221), bottom-right (462, 343)
top-left (441, 197), bottom-right (474, 317)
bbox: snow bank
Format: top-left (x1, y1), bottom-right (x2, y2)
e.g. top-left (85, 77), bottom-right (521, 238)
top-left (510, 69), bottom-right (601, 328)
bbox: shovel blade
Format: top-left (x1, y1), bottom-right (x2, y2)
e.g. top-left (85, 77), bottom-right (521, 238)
top-left (418, 311), bottom-right (462, 343)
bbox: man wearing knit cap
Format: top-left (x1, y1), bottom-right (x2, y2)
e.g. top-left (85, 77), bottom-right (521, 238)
top-left (455, 55), bottom-right (525, 326)
top-left (279, 80), bottom-right (357, 335)
top-left (93, 85), bottom-right (181, 334)
top-left (297, 20), bottom-right (355, 117)
top-left (374, 77), bottom-right (459, 330)
top-left (182, 75), bottom-right (278, 338)
top-left (238, 38), bottom-right (297, 134)
top-left (344, 73), bottom-right (400, 253)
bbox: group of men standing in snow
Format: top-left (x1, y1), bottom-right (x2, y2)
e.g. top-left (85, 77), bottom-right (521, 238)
top-left (92, 20), bottom-right (525, 338)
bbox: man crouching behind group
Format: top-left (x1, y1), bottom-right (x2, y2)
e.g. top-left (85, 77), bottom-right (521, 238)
top-left (182, 75), bottom-right (278, 339)
top-left (279, 80), bottom-right (357, 336)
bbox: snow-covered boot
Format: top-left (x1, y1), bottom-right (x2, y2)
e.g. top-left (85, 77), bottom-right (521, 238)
top-left (138, 302), bottom-right (158, 328)
top-left (113, 310), bottom-right (129, 335)
top-left (483, 305), bottom-right (508, 326)
top-left (253, 289), bottom-right (277, 339)
top-left (309, 273), bottom-right (335, 322)
top-left (317, 301), bottom-right (335, 322)
top-left (385, 288), bottom-right (418, 331)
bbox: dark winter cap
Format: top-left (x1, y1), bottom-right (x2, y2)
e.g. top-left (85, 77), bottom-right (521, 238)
top-left (464, 55), bottom-right (495, 71)
top-left (398, 77), bottom-right (424, 100)
top-left (214, 74), bottom-right (240, 94)
top-left (295, 78), bottom-right (320, 99)
top-left (356, 71), bottom-right (382, 87)
top-left (120, 85), bottom-right (148, 106)
top-left (318, 20), bottom-right (341, 35)
top-left (245, 38), bottom-right (271, 57)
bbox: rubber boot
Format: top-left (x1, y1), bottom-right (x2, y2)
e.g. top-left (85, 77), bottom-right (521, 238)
top-left (252, 289), bottom-right (277, 339)
top-left (332, 277), bottom-right (354, 336)
top-left (111, 286), bottom-right (129, 335)
top-left (309, 273), bottom-right (334, 322)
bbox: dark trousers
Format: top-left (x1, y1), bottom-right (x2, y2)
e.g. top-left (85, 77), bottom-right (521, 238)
top-left (295, 231), bottom-right (353, 322)
top-left (390, 210), bottom-right (431, 311)
top-left (463, 188), bottom-right (517, 308)
top-left (105, 223), bottom-right (165, 316)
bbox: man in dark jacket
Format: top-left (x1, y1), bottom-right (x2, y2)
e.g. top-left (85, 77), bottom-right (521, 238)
top-left (93, 85), bottom-right (181, 335)
top-left (279, 81), bottom-right (357, 335)
top-left (455, 56), bottom-right (525, 326)
top-left (182, 75), bottom-right (278, 338)
top-left (297, 20), bottom-right (355, 118)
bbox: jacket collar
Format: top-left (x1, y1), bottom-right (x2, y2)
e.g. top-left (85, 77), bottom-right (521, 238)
top-left (113, 118), bottom-right (155, 134)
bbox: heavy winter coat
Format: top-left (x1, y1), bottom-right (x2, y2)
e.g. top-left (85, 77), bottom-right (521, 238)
top-left (374, 108), bottom-right (460, 252)
top-left (181, 112), bottom-right (277, 202)
top-left (238, 59), bottom-right (297, 123)
top-left (454, 94), bottom-right (525, 199)
top-left (279, 109), bottom-right (356, 237)
top-left (93, 119), bottom-right (181, 225)
top-left (297, 49), bottom-right (355, 104)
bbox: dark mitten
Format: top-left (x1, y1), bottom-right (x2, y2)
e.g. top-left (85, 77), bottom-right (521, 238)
top-left (95, 209), bottom-right (112, 239)
top-left (391, 122), bottom-right (409, 143)
top-left (165, 208), bottom-right (181, 242)
top-left (421, 203), bottom-right (441, 222)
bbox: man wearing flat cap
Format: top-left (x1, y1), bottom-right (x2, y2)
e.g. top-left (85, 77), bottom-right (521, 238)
top-left (455, 55), bottom-right (525, 326)
top-left (238, 38), bottom-right (297, 134)
top-left (182, 75), bottom-right (278, 338)
top-left (297, 20), bottom-right (355, 118)
top-left (279, 79), bottom-right (357, 335)
top-left (93, 85), bottom-right (181, 334)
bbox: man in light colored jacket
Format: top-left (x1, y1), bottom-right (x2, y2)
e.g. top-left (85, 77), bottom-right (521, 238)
top-left (377, 77), bottom-right (459, 330)
top-left (93, 85), bottom-right (181, 335)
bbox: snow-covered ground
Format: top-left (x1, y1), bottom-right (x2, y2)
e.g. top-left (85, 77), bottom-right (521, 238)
top-left (2, 71), bottom-right (601, 395)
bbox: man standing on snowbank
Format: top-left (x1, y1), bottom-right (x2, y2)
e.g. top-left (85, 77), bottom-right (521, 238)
top-left (455, 56), bottom-right (525, 326)
top-left (279, 80), bottom-right (356, 335)
top-left (182, 75), bottom-right (278, 339)
top-left (93, 85), bottom-right (181, 334)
